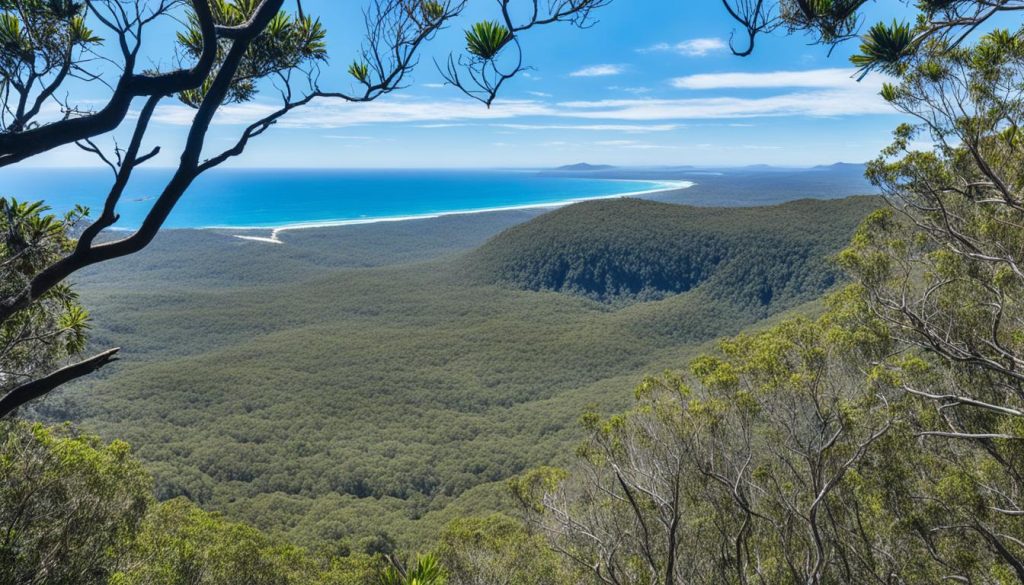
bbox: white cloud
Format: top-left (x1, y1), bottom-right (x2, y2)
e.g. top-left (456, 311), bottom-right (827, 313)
top-left (569, 64), bottom-right (625, 77)
top-left (670, 68), bottom-right (861, 90)
top-left (590, 139), bottom-right (679, 150)
top-left (642, 38), bottom-right (727, 57)
top-left (595, 140), bottom-right (639, 146)
top-left (151, 77), bottom-right (892, 131)
top-left (608, 86), bottom-right (652, 95)
top-left (527, 91), bottom-right (552, 98)
top-left (154, 98), bottom-right (553, 128)
top-left (556, 87), bottom-right (891, 120)
top-left (624, 143), bottom-right (681, 150)
top-left (491, 123), bottom-right (680, 133)
top-left (415, 123), bottom-right (468, 128)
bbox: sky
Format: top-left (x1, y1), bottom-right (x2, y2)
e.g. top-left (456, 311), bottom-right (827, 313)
top-left (23, 0), bottom-right (920, 169)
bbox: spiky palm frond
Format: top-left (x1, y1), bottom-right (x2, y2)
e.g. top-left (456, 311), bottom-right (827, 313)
top-left (851, 20), bottom-right (914, 76)
top-left (465, 20), bottom-right (510, 60)
top-left (421, 0), bottom-right (445, 22)
top-left (348, 60), bottom-right (370, 83)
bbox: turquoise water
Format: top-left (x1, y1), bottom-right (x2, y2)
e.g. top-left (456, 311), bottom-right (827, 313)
top-left (0, 168), bottom-right (673, 229)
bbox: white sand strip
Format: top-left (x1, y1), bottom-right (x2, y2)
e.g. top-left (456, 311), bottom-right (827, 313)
top-left (230, 180), bottom-right (694, 244)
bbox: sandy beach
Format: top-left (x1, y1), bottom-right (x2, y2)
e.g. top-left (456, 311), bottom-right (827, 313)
top-left (229, 180), bottom-right (696, 244)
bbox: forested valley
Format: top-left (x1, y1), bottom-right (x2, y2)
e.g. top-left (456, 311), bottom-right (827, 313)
top-left (6, 0), bottom-right (1024, 584)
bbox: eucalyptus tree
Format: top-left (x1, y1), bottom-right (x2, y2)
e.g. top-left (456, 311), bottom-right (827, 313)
top-left (0, 420), bottom-right (153, 585)
top-left (720, 0), bottom-right (1024, 71)
top-left (721, 2), bottom-right (1024, 579)
top-left (435, 514), bottom-right (570, 585)
top-left (512, 313), bottom-right (932, 585)
top-left (0, 0), bottom-right (609, 418)
top-left (512, 3), bottom-right (1024, 583)
top-left (838, 30), bottom-right (1024, 579)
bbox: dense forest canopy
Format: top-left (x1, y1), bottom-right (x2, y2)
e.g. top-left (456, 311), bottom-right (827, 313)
top-left (55, 195), bottom-right (877, 548)
top-left (466, 197), bottom-right (875, 304)
top-left (6, 0), bottom-right (1024, 583)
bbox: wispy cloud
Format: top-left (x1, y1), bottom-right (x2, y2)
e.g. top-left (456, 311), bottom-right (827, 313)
top-left (570, 64), bottom-right (625, 77)
top-left (491, 123), bottom-right (681, 133)
top-left (557, 88), bottom-right (891, 120)
top-left (670, 68), bottom-right (860, 90)
top-left (641, 38), bottom-right (727, 57)
top-left (608, 86), bottom-right (652, 95)
top-left (154, 99), bottom-right (553, 128)
top-left (415, 123), bottom-right (468, 128)
top-left (152, 77), bottom-right (892, 131)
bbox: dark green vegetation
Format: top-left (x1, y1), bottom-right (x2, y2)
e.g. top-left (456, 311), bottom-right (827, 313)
top-left (466, 198), bottom-right (868, 304)
top-left (2, 417), bottom-right (562, 584)
top-left (49, 194), bottom-right (879, 548)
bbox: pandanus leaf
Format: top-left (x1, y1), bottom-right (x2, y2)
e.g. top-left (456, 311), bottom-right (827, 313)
top-left (349, 60), bottom-right (370, 82)
top-left (0, 13), bottom-right (22, 48)
top-left (69, 15), bottom-right (101, 44)
top-left (421, 0), bottom-right (444, 22)
top-left (851, 20), bottom-right (914, 76)
top-left (465, 20), bottom-right (510, 60)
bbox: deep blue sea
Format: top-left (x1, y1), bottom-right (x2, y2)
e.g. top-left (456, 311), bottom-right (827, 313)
top-left (0, 168), bottom-right (675, 229)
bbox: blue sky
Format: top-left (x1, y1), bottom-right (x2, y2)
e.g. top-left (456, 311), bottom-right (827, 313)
top-left (27, 0), bottom-right (919, 169)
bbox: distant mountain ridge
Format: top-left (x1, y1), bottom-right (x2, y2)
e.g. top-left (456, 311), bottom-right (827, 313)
top-left (553, 163), bottom-right (617, 171)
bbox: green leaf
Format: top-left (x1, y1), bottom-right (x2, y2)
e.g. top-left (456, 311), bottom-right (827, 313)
top-left (851, 20), bottom-right (914, 76)
top-left (349, 60), bottom-right (370, 83)
top-left (464, 20), bottom-right (510, 60)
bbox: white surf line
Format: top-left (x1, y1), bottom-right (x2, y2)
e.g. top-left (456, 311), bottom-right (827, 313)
top-left (234, 234), bottom-right (285, 244)
top-left (228, 180), bottom-right (695, 244)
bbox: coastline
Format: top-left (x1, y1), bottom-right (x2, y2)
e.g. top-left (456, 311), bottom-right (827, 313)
top-left (228, 180), bottom-right (695, 244)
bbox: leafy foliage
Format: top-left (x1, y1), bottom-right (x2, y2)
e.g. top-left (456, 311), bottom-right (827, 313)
top-left (851, 20), bottom-right (915, 76)
top-left (378, 554), bottom-right (446, 585)
top-left (464, 20), bottom-right (509, 60)
top-left (518, 300), bottom-right (1021, 583)
top-left (1, 198), bottom-right (90, 397)
top-left (176, 0), bottom-right (327, 108)
top-left (436, 514), bottom-right (568, 585)
top-left (349, 60), bottom-right (371, 83)
top-left (511, 26), bottom-right (1024, 584)
top-left (113, 497), bottom-right (314, 585)
top-left (0, 0), bottom-right (100, 131)
top-left (0, 420), bottom-right (151, 585)
top-left (839, 29), bottom-right (1024, 577)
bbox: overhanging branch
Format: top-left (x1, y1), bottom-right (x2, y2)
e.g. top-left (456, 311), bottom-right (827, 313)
top-left (0, 347), bottom-right (120, 418)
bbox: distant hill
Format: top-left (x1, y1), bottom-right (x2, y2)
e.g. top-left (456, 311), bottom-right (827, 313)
top-left (812, 162), bottom-right (867, 172)
top-left (464, 197), bottom-right (880, 305)
top-left (553, 163), bottom-right (616, 171)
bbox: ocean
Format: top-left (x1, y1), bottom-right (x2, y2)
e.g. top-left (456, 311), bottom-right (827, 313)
top-left (0, 168), bottom-right (682, 230)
